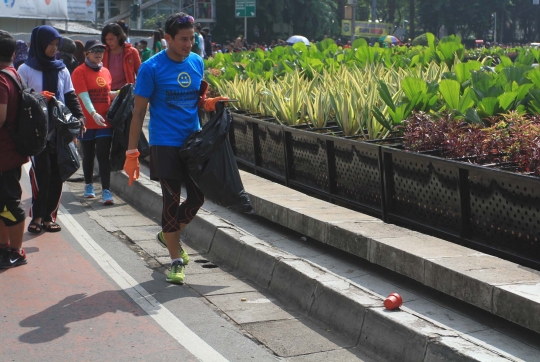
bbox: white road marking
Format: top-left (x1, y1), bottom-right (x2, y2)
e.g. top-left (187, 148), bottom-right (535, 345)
top-left (57, 205), bottom-right (229, 362)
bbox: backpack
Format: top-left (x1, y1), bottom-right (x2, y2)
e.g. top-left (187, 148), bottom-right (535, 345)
top-left (192, 32), bottom-right (201, 55)
top-left (0, 69), bottom-right (49, 156)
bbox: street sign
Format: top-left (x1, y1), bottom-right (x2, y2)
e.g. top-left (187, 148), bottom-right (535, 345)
top-left (235, 0), bottom-right (256, 17)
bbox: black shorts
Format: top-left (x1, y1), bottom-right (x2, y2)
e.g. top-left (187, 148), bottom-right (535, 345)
top-left (149, 146), bottom-right (189, 182)
top-left (0, 167), bottom-right (26, 226)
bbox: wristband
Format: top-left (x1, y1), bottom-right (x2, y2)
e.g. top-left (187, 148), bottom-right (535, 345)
top-left (126, 149), bottom-right (139, 155)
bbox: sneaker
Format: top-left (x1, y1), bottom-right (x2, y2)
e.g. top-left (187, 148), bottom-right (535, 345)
top-left (102, 189), bottom-right (114, 205)
top-left (166, 260), bottom-right (185, 284)
top-left (84, 184), bottom-right (95, 198)
top-left (0, 249), bottom-right (27, 269)
top-left (156, 231), bottom-right (190, 265)
top-left (0, 245), bottom-right (9, 263)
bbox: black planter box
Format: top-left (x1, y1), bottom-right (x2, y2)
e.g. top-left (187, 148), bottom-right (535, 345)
top-left (229, 111), bottom-right (540, 269)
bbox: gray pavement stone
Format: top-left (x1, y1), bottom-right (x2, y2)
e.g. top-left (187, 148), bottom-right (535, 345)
top-left (236, 234), bottom-right (294, 289)
top-left (207, 291), bottom-right (297, 324)
top-left (369, 235), bottom-right (477, 284)
top-left (425, 336), bottom-right (512, 362)
top-left (464, 329), bottom-right (540, 362)
top-left (492, 283), bottom-right (540, 334)
top-left (358, 307), bottom-right (454, 362)
top-left (183, 213), bottom-right (231, 253)
top-left (425, 255), bottom-right (540, 312)
top-left (303, 254), bottom-right (370, 280)
top-left (286, 348), bottom-right (374, 362)
top-left (404, 299), bottom-right (489, 335)
top-left (121, 225), bottom-right (162, 242)
top-left (187, 271), bottom-right (257, 296)
top-left (310, 280), bottom-right (379, 342)
top-left (208, 227), bottom-right (246, 269)
top-left (109, 215), bottom-right (156, 227)
top-left (242, 319), bottom-right (348, 357)
top-left (350, 274), bottom-right (422, 302)
top-left (268, 259), bottom-right (336, 312)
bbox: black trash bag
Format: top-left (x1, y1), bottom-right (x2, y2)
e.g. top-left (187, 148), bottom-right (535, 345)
top-left (110, 119), bottom-right (150, 171)
top-left (108, 83), bottom-right (149, 171)
top-left (179, 103), bottom-right (253, 213)
top-left (57, 136), bottom-right (81, 182)
top-left (107, 83), bottom-right (134, 127)
top-left (47, 98), bottom-right (81, 182)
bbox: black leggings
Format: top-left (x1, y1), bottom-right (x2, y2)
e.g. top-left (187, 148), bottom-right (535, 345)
top-left (81, 136), bottom-right (112, 190)
top-left (160, 177), bottom-right (204, 232)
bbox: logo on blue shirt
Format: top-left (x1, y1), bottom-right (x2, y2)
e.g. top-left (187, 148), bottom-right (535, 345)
top-left (177, 72), bottom-right (191, 88)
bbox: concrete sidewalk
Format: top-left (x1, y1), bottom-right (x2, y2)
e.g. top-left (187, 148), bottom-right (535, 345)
top-left (108, 159), bottom-right (540, 361)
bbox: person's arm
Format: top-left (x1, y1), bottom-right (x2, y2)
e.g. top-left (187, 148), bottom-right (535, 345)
top-left (132, 48), bottom-right (142, 76)
top-left (127, 95), bottom-right (149, 150)
top-left (64, 90), bottom-right (85, 125)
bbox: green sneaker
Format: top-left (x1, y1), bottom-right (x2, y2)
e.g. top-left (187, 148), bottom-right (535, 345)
top-left (156, 231), bottom-right (190, 265)
top-left (179, 248), bottom-right (190, 265)
top-left (166, 261), bottom-right (185, 284)
top-left (156, 231), bottom-right (167, 248)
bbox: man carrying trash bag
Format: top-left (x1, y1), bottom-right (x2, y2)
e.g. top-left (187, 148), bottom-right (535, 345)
top-left (123, 12), bottom-right (228, 285)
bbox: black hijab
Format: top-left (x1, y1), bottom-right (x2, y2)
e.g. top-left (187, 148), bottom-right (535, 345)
top-left (25, 25), bottom-right (66, 98)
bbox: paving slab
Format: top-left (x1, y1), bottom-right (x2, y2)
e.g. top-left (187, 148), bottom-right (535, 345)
top-left (492, 283), bottom-right (540, 334)
top-left (350, 274), bottom-right (422, 302)
top-left (121, 225), bottom-right (162, 242)
top-left (242, 319), bottom-right (348, 358)
top-left (286, 348), bottom-right (373, 362)
top-left (369, 235), bottom-right (478, 283)
top-left (466, 328), bottom-right (540, 361)
top-left (425, 255), bottom-right (540, 312)
top-left (187, 271), bottom-right (257, 296)
top-left (425, 336), bottom-right (512, 362)
top-left (404, 299), bottom-right (488, 335)
top-left (207, 291), bottom-right (297, 324)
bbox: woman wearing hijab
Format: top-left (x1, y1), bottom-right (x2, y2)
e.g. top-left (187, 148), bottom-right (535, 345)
top-left (18, 25), bottom-right (85, 234)
top-left (71, 40), bottom-right (117, 205)
top-left (13, 40), bottom-right (28, 70)
top-left (101, 23), bottom-right (140, 91)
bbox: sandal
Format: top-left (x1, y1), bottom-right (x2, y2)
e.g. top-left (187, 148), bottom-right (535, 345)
top-left (43, 222), bottom-right (62, 233)
top-left (27, 221), bottom-right (43, 234)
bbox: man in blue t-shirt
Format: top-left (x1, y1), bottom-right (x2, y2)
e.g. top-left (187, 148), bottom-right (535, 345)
top-left (123, 12), bottom-right (226, 285)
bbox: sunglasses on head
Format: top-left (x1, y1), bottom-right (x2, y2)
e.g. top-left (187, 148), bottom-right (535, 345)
top-left (174, 15), bottom-right (194, 25)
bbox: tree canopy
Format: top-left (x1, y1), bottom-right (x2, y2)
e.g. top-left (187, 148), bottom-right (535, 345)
top-left (211, 0), bottom-right (540, 44)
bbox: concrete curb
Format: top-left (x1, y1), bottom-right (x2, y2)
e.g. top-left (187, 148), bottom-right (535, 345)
top-left (240, 172), bottom-right (540, 335)
top-left (109, 170), bottom-right (516, 362)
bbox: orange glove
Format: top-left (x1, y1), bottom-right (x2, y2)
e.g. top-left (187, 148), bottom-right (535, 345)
top-left (123, 150), bottom-right (140, 186)
top-left (41, 91), bottom-right (56, 101)
top-left (204, 97), bottom-right (229, 112)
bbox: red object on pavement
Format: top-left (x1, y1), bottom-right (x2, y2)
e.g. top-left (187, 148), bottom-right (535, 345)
top-left (384, 293), bottom-right (403, 310)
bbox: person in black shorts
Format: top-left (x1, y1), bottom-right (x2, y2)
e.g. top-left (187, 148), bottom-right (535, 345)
top-left (0, 30), bottom-right (28, 268)
top-left (123, 12), bottom-right (226, 284)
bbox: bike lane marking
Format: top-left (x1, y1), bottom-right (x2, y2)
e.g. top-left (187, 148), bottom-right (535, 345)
top-left (57, 203), bottom-right (229, 362)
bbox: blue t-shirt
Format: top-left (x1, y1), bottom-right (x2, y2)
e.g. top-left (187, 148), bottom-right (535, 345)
top-left (134, 51), bottom-right (204, 147)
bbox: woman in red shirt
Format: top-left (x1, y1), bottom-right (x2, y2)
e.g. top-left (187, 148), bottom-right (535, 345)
top-left (71, 40), bottom-right (117, 205)
top-left (100, 23), bottom-right (140, 90)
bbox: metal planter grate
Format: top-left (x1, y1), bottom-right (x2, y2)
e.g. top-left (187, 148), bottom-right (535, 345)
top-left (256, 123), bottom-right (286, 179)
top-left (333, 142), bottom-right (382, 210)
top-left (230, 114), bottom-right (255, 166)
top-left (469, 169), bottom-right (540, 260)
top-left (286, 130), bottom-right (330, 193)
top-left (387, 152), bottom-right (462, 234)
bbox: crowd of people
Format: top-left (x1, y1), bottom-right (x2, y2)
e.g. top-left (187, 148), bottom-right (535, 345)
top-left (0, 13), bottom-right (226, 286)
